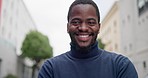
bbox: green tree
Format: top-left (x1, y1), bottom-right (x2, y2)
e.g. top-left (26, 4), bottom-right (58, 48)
top-left (4, 74), bottom-right (17, 78)
top-left (98, 38), bottom-right (105, 49)
top-left (21, 30), bottom-right (53, 78)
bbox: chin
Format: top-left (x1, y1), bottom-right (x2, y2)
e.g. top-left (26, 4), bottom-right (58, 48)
top-left (77, 42), bottom-right (91, 48)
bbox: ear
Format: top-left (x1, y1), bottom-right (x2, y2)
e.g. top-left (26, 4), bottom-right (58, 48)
top-left (97, 23), bottom-right (101, 34)
top-left (67, 23), bottom-right (69, 33)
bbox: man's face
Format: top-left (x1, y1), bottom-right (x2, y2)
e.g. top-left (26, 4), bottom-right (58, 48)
top-left (67, 4), bottom-right (100, 48)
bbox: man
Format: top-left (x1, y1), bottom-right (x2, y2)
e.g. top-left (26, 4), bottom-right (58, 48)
top-left (38, 0), bottom-right (138, 78)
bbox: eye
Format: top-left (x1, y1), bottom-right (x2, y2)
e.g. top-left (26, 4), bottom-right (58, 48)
top-left (87, 18), bottom-right (97, 26)
top-left (70, 20), bottom-right (81, 26)
top-left (87, 20), bottom-right (96, 26)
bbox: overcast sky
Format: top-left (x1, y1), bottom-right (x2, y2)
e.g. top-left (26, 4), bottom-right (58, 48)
top-left (23, 0), bottom-right (116, 56)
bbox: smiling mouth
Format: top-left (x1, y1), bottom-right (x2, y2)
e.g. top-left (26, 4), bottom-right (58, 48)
top-left (75, 33), bottom-right (94, 41)
top-left (79, 35), bottom-right (89, 38)
top-left (75, 33), bottom-right (94, 37)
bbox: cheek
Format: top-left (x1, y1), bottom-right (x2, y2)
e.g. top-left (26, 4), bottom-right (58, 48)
top-left (92, 27), bottom-right (99, 34)
top-left (67, 26), bottom-right (77, 33)
top-left (95, 26), bottom-right (100, 34)
top-left (96, 29), bottom-right (99, 34)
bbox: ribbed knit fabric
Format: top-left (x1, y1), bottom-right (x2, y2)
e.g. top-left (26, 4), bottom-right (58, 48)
top-left (70, 41), bottom-right (101, 59)
top-left (38, 42), bottom-right (138, 78)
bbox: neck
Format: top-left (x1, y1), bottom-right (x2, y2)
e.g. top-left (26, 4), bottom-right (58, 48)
top-left (70, 41), bottom-right (100, 59)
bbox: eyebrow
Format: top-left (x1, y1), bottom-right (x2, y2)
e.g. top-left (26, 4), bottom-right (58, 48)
top-left (70, 18), bottom-right (97, 22)
top-left (87, 18), bottom-right (97, 21)
top-left (70, 18), bottom-right (81, 21)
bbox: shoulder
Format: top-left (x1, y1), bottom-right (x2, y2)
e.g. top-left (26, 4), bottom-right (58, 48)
top-left (44, 52), bottom-right (69, 65)
top-left (101, 50), bottom-right (127, 61)
top-left (38, 52), bottom-right (69, 78)
top-left (101, 50), bottom-right (133, 69)
top-left (102, 50), bottom-right (138, 78)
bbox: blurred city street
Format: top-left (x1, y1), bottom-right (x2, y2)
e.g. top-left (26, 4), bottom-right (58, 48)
top-left (0, 0), bottom-right (148, 78)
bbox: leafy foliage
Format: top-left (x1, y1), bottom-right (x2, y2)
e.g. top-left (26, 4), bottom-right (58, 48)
top-left (21, 30), bottom-right (53, 78)
top-left (21, 30), bottom-right (53, 61)
top-left (98, 38), bottom-right (105, 49)
top-left (4, 74), bottom-right (18, 78)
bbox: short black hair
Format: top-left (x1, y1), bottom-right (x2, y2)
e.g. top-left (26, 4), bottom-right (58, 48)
top-left (67, 0), bottom-right (100, 23)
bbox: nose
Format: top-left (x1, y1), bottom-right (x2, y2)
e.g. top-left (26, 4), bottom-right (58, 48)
top-left (78, 23), bottom-right (88, 32)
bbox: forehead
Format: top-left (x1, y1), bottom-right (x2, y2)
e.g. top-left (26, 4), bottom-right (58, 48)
top-left (69, 4), bottom-right (97, 18)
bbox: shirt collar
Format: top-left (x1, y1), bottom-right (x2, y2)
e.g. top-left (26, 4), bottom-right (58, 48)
top-left (70, 41), bottom-right (101, 59)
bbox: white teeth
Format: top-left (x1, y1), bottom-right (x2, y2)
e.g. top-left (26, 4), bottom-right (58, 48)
top-left (79, 35), bottom-right (89, 38)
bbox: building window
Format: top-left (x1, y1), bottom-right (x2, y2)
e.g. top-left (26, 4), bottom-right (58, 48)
top-left (1, 26), bottom-right (5, 36)
top-left (127, 15), bottom-right (131, 22)
top-left (146, 15), bottom-right (148, 19)
top-left (8, 32), bottom-right (12, 40)
top-left (138, 21), bottom-right (141, 25)
top-left (138, 0), bottom-right (148, 15)
top-left (114, 21), bottom-right (117, 26)
top-left (3, 9), bottom-right (7, 19)
top-left (122, 19), bottom-right (125, 25)
top-left (113, 21), bottom-right (117, 33)
top-left (143, 61), bottom-right (147, 69)
top-left (124, 46), bottom-right (127, 52)
top-left (129, 43), bottom-right (133, 51)
top-left (115, 44), bottom-right (118, 51)
top-left (10, 16), bottom-right (13, 25)
top-left (0, 58), bottom-right (2, 77)
top-left (11, 1), bottom-right (14, 10)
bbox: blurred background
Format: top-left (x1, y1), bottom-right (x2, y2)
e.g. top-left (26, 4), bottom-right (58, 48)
top-left (0, 0), bottom-right (148, 78)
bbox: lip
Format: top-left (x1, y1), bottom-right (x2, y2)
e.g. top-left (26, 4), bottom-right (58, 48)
top-left (75, 33), bottom-right (92, 41)
top-left (79, 35), bottom-right (89, 38)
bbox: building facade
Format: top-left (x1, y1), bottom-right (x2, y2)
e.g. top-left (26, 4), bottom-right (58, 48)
top-left (99, 0), bottom-right (148, 78)
top-left (0, 0), bottom-right (36, 78)
top-left (99, 2), bottom-right (121, 54)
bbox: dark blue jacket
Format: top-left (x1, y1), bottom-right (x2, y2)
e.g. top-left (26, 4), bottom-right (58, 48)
top-left (38, 42), bottom-right (138, 78)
